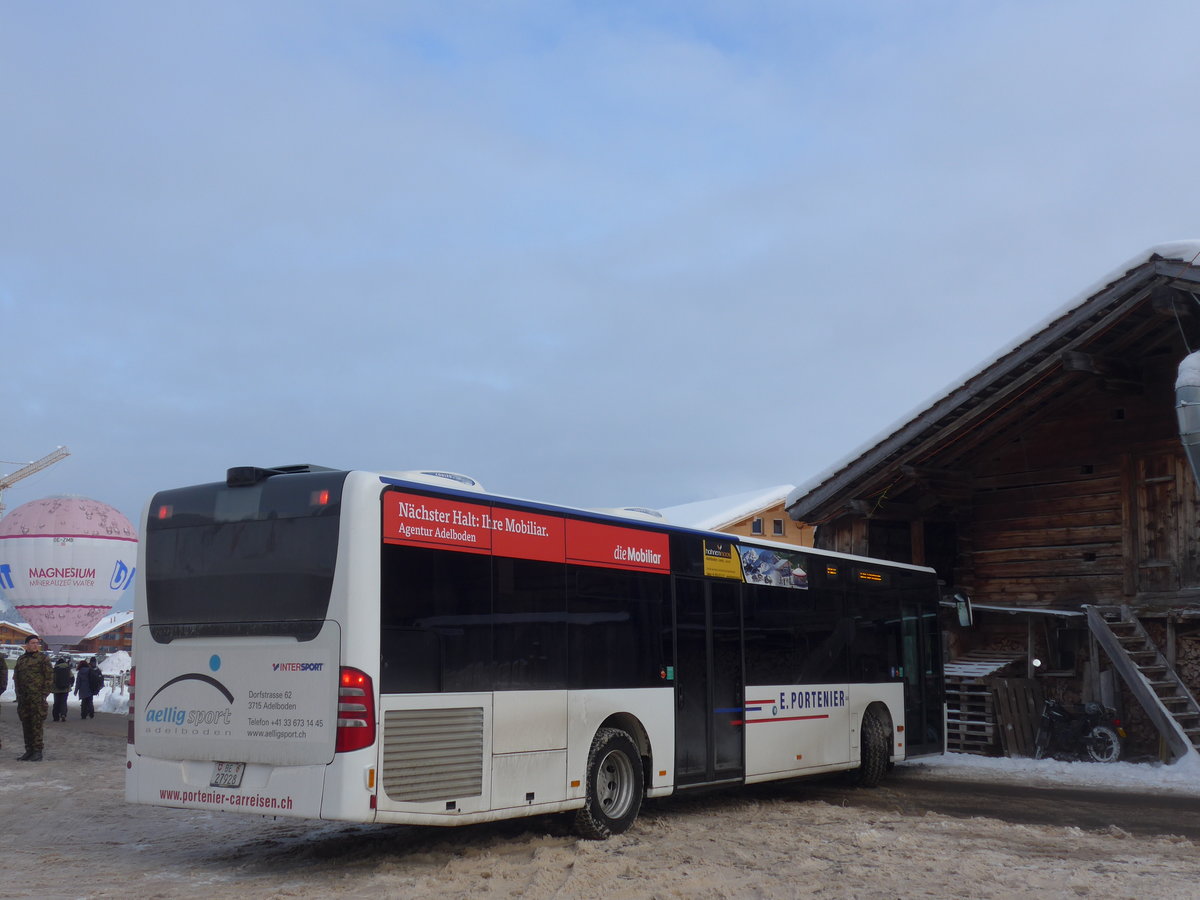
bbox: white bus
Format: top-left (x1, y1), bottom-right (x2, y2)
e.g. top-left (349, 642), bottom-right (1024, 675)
top-left (126, 465), bottom-right (944, 838)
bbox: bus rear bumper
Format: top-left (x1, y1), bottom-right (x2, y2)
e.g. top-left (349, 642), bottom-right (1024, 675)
top-left (125, 747), bottom-right (328, 819)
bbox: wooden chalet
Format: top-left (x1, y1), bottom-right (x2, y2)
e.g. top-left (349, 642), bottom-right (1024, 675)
top-left (0, 621), bottom-right (36, 645)
top-left (786, 242), bottom-right (1200, 761)
top-left (662, 485), bottom-right (814, 548)
top-left (69, 611), bottom-right (133, 655)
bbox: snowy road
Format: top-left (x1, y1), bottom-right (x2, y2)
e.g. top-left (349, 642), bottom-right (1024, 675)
top-left (2, 705), bottom-right (1199, 899)
top-left (788, 767), bottom-right (1200, 841)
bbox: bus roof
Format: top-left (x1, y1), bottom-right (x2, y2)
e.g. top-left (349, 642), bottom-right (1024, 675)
top-left (372, 469), bottom-right (937, 577)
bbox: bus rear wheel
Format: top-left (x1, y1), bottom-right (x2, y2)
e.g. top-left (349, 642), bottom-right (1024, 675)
top-left (575, 728), bottom-right (643, 840)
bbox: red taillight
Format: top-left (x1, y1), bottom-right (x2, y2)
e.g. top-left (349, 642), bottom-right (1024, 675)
top-left (156, 505), bottom-right (173, 520)
top-left (335, 667), bottom-right (375, 753)
top-left (127, 666), bottom-right (136, 745)
top-left (311, 490), bottom-right (330, 507)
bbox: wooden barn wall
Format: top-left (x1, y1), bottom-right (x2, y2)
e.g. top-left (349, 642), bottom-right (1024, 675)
top-left (965, 361), bottom-right (1186, 608)
top-left (812, 352), bottom-right (1200, 609)
top-left (969, 439), bottom-right (1126, 607)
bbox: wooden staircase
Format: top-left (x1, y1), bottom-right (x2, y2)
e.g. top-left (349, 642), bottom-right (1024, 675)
top-left (1085, 605), bottom-right (1200, 762)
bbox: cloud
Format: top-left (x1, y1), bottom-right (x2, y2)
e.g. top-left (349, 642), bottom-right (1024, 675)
top-left (3, 2), bottom-right (1200, 522)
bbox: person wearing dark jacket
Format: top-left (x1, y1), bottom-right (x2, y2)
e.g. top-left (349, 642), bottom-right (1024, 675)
top-left (14, 635), bottom-right (54, 761)
top-left (74, 659), bottom-right (97, 719)
top-left (51, 657), bottom-right (72, 722)
top-left (89, 657), bottom-right (103, 697)
top-left (0, 647), bottom-right (7, 749)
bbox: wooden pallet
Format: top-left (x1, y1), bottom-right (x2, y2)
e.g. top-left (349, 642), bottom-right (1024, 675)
top-left (945, 675), bottom-right (997, 753)
top-left (944, 653), bottom-right (1024, 756)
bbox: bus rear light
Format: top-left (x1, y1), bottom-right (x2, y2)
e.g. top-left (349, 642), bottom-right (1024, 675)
top-left (335, 667), bottom-right (376, 753)
top-left (311, 489), bottom-right (330, 507)
top-left (127, 666), bottom-right (136, 745)
top-left (156, 505), bottom-right (173, 520)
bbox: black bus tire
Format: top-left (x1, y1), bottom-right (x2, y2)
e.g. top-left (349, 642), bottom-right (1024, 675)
top-left (852, 708), bottom-right (890, 788)
top-left (575, 727), bottom-right (644, 840)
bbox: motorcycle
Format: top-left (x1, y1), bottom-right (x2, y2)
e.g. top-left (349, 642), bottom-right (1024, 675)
top-left (1033, 698), bottom-right (1126, 763)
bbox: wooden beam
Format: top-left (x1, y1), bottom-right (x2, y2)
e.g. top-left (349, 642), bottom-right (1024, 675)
top-left (848, 497), bottom-right (921, 518)
top-left (1150, 285), bottom-right (1199, 316)
top-left (911, 519), bottom-right (926, 567)
top-left (1058, 350), bottom-right (1143, 392)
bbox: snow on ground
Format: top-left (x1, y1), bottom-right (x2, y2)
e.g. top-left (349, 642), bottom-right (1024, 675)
top-left (903, 749), bottom-right (1200, 796)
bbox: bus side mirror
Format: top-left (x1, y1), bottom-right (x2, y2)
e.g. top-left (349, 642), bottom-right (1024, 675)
top-left (954, 591), bottom-right (974, 628)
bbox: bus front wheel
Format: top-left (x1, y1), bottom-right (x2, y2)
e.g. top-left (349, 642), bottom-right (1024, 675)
top-left (575, 728), bottom-right (644, 840)
top-left (851, 708), bottom-right (890, 788)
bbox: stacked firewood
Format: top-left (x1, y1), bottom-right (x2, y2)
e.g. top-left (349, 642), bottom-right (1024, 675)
top-left (1177, 631), bottom-right (1200, 694)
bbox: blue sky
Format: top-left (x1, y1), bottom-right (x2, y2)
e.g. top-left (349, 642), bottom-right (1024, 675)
top-left (4, 1), bottom-right (1200, 529)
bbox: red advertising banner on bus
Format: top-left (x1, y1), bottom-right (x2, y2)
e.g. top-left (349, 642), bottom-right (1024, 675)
top-left (382, 491), bottom-right (669, 572)
top-left (383, 492), bottom-right (494, 554)
top-left (564, 519), bottom-right (670, 573)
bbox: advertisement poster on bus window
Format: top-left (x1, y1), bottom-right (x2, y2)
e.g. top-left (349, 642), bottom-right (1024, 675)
top-left (738, 545), bottom-right (808, 589)
top-left (382, 491), bottom-right (670, 573)
top-left (702, 540), bottom-right (743, 580)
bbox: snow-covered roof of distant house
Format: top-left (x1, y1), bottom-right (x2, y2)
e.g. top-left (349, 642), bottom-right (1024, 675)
top-left (82, 609), bottom-right (133, 640)
top-left (661, 485), bottom-right (795, 531)
top-left (788, 241), bottom-right (1200, 521)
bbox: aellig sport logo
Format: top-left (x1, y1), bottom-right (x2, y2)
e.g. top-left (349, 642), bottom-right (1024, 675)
top-left (143, 663), bottom-right (236, 737)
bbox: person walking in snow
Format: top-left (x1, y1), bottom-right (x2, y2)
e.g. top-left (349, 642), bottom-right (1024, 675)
top-left (74, 658), bottom-right (97, 719)
top-left (14, 634), bottom-right (53, 761)
top-left (51, 656), bottom-right (73, 721)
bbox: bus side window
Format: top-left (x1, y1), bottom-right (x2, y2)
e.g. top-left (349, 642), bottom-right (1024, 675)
top-left (381, 628), bottom-right (440, 693)
top-left (380, 543), bottom-right (492, 693)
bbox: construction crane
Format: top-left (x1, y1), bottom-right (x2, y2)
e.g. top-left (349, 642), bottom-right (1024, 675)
top-left (0, 446), bottom-right (70, 517)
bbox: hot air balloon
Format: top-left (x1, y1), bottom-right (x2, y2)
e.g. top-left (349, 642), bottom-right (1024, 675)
top-left (0, 496), bottom-right (137, 647)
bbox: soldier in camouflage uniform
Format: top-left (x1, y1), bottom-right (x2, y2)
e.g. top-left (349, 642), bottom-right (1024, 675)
top-left (14, 634), bottom-right (53, 761)
top-left (0, 643), bottom-right (7, 750)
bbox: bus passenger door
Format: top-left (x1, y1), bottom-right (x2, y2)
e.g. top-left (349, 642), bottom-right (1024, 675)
top-left (901, 601), bottom-right (944, 756)
top-left (674, 577), bottom-right (745, 787)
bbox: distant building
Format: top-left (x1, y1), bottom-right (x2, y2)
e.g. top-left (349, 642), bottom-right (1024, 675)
top-left (69, 610), bottom-right (133, 655)
top-left (662, 485), bottom-right (813, 547)
top-left (0, 621), bottom-right (36, 645)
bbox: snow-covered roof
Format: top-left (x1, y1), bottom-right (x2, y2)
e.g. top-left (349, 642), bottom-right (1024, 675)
top-left (82, 609), bottom-right (133, 640)
top-left (660, 485), bottom-right (795, 531)
top-left (788, 241), bottom-right (1200, 519)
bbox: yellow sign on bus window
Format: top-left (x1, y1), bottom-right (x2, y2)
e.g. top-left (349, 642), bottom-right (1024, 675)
top-left (702, 540), bottom-right (743, 580)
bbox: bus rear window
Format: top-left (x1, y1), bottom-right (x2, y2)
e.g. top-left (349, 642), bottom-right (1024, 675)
top-left (145, 471), bottom-right (347, 642)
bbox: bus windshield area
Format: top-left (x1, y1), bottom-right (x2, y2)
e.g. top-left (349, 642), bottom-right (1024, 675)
top-left (144, 471), bottom-right (348, 642)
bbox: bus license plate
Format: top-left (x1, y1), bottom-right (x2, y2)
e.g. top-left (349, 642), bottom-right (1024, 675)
top-left (210, 761), bottom-right (245, 788)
